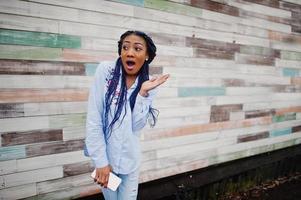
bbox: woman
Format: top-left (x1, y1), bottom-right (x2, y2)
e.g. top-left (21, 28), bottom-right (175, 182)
top-left (85, 30), bottom-right (169, 199)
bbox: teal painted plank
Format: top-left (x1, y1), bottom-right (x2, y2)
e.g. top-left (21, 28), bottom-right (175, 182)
top-left (272, 113), bottom-right (296, 123)
top-left (178, 87), bottom-right (225, 97)
top-left (111, 0), bottom-right (144, 6)
top-left (145, 0), bottom-right (201, 18)
top-left (84, 63), bottom-right (98, 76)
top-left (0, 29), bottom-right (81, 48)
top-left (282, 68), bottom-right (300, 77)
top-left (269, 128), bottom-right (292, 137)
top-left (0, 145), bottom-right (26, 161)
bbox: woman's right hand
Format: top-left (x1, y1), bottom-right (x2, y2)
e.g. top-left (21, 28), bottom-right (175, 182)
top-left (94, 165), bottom-right (112, 188)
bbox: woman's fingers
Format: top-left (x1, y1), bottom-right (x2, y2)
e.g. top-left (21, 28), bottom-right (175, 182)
top-left (155, 74), bottom-right (170, 86)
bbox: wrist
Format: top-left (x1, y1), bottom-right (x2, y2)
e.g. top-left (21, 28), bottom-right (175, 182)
top-left (139, 90), bottom-right (149, 97)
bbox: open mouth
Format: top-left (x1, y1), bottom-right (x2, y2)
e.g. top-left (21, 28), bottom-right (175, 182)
top-left (126, 60), bottom-right (136, 70)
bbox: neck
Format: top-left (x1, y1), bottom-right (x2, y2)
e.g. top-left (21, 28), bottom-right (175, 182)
top-left (126, 75), bottom-right (137, 89)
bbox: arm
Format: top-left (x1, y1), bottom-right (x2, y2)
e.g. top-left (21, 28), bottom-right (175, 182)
top-left (85, 63), bottom-right (111, 187)
top-left (132, 74), bottom-right (170, 132)
top-left (132, 90), bottom-right (157, 132)
top-left (85, 64), bottom-right (108, 168)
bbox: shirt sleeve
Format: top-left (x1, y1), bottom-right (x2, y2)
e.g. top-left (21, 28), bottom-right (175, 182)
top-left (85, 63), bottom-right (109, 168)
top-left (132, 88), bottom-right (158, 132)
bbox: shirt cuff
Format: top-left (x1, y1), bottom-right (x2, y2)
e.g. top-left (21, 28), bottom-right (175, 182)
top-left (93, 155), bottom-right (109, 168)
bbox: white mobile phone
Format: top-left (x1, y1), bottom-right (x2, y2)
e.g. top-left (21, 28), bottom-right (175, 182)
top-left (91, 169), bottom-right (122, 191)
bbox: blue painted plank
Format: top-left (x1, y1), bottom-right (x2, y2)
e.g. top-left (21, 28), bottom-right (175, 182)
top-left (0, 145), bottom-right (26, 161)
top-left (84, 63), bottom-right (98, 76)
top-left (111, 0), bottom-right (144, 7)
top-left (269, 128), bottom-right (292, 137)
top-left (282, 68), bottom-right (299, 77)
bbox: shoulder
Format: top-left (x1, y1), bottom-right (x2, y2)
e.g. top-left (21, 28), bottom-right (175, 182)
top-left (95, 61), bottom-right (116, 77)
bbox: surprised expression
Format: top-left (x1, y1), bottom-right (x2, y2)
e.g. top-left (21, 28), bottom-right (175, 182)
top-left (120, 34), bottom-right (149, 77)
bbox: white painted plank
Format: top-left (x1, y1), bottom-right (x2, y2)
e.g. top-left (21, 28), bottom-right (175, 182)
top-left (226, 87), bottom-right (274, 96)
top-left (0, 116), bottom-right (49, 132)
top-left (24, 102), bottom-right (87, 116)
top-left (26, 0), bottom-right (135, 17)
top-left (0, 114), bottom-right (86, 133)
top-left (272, 93), bottom-right (301, 101)
top-left (229, 111), bottom-right (245, 121)
top-left (0, 13), bottom-right (59, 33)
top-left (156, 137), bottom-right (236, 159)
top-left (142, 131), bottom-right (219, 152)
top-left (63, 126), bottom-right (86, 141)
top-left (153, 97), bottom-right (210, 108)
top-left (163, 67), bottom-right (290, 85)
top-left (17, 151), bottom-right (89, 172)
top-left (275, 58), bottom-right (301, 69)
top-left (37, 173), bottom-right (92, 194)
top-left (0, 75), bottom-right (92, 89)
top-left (59, 21), bottom-right (125, 40)
top-left (243, 101), bottom-right (301, 111)
top-left (0, 160), bottom-right (17, 175)
top-left (0, 183), bottom-right (37, 200)
top-left (3, 166), bottom-right (63, 188)
top-left (158, 105), bottom-right (210, 118)
top-left (215, 95), bottom-right (272, 105)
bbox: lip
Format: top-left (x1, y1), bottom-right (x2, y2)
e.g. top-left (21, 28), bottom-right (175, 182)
top-left (125, 60), bottom-right (136, 71)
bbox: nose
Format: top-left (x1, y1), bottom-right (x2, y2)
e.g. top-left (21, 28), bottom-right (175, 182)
top-left (126, 47), bottom-right (134, 57)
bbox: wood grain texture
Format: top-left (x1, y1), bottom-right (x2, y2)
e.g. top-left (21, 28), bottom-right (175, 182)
top-left (237, 131), bottom-right (269, 143)
top-left (0, 60), bottom-right (86, 75)
top-left (190, 0), bottom-right (239, 16)
top-left (63, 161), bottom-right (93, 177)
top-left (0, 89), bottom-right (89, 103)
top-left (1, 129), bottom-right (62, 147)
top-left (210, 104), bottom-right (243, 122)
top-left (0, 29), bottom-right (81, 48)
top-left (0, 0), bottom-right (301, 199)
top-left (26, 139), bottom-right (84, 158)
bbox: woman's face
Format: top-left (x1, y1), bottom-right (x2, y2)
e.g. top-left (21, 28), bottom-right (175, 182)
top-left (120, 34), bottom-right (148, 77)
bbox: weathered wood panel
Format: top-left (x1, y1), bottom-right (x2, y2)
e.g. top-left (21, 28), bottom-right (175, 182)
top-left (1, 129), bottom-right (63, 147)
top-left (0, 0), bottom-right (301, 199)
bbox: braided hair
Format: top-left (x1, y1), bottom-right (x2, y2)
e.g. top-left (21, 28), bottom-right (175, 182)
top-left (103, 30), bottom-right (158, 141)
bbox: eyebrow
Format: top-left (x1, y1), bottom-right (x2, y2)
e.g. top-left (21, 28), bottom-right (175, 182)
top-left (123, 41), bottom-right (145, 46)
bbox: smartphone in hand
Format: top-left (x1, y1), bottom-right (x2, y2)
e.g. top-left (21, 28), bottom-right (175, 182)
top-left (91, 169), bottom-right (122, 191)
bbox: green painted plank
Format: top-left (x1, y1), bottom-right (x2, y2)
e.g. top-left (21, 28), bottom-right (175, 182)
top-left (281, 50), bottom-right (301, 60)
top-left (272, 113), bottom-right (296, 123)
top-left (49, 113), bottom-right (86, 128)
top-left (111, 0), bottom-right (144, 7)
top-left (240, 45), bottom-right (278, 57)
top-left (0, 29), bottom-right (81, 48)
top-left (282, 68), bottom-right (300, 77)
top-left (0, 45), bottom-right (62, 60)
top-left (178, 87), bottom-right (225, 97)
top-left (84, 63), bottom-right (98, 76)
top-left (0, 145), bottom-right (26, 161)
top-left (269, 128), bottom-right (292, 137)
top-left (145, 0), bottom-right (202, 18)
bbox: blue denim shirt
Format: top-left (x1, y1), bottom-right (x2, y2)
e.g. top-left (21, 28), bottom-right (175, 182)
top-left (85, 61), bottom-right (155, 174)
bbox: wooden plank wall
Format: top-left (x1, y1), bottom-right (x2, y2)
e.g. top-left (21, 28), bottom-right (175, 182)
top-left (0, 0), bottom-right (301, 199)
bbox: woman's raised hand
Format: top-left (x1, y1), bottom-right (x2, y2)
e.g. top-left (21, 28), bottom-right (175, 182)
top-left (139, 74), bottom-right (170, 97)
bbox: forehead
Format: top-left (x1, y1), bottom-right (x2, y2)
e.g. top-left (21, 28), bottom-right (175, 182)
top-left (123, 34), bottom-right (146, 46)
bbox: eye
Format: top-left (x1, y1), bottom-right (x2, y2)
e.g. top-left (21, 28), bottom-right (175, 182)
top-left (122, 45), bottom-right (128, 50)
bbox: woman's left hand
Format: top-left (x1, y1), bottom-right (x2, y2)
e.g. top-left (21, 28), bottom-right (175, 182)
top-left (139, 74), bottom-right (170, 97)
